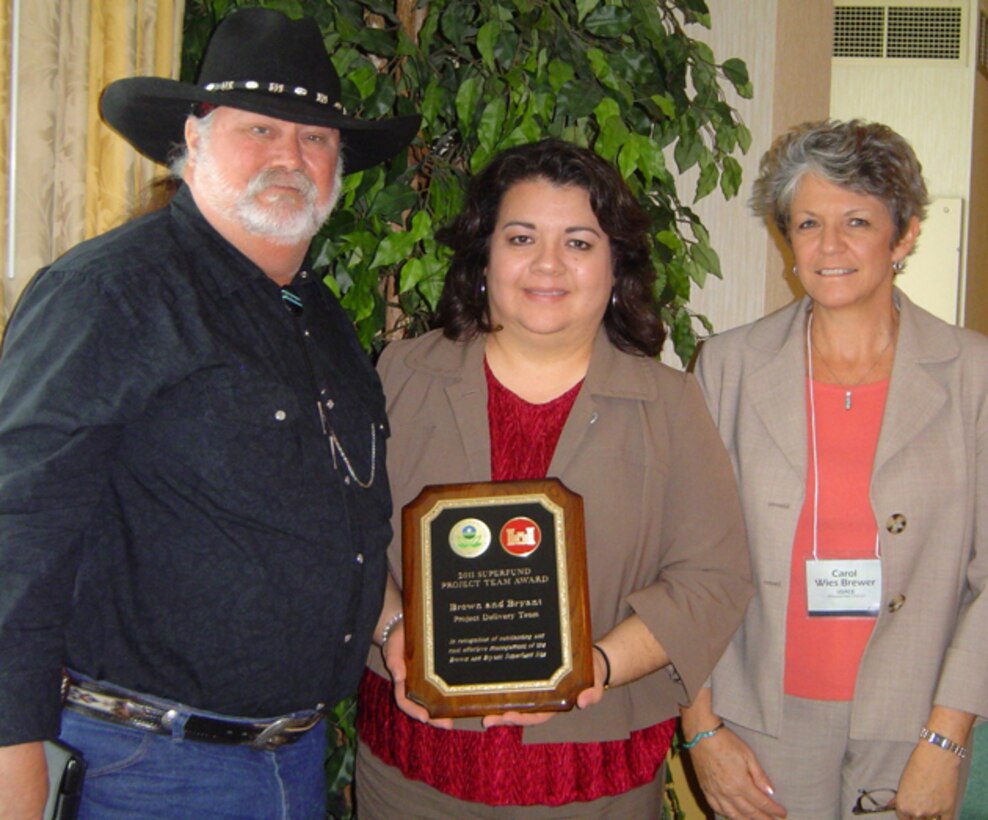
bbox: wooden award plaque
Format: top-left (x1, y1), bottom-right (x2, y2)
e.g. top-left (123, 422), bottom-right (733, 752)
top-left (402, 478), bottom-right (593, 718)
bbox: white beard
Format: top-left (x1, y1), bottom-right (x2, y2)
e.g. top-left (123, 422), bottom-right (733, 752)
top-left (191, 135), bottom-right (342, 246)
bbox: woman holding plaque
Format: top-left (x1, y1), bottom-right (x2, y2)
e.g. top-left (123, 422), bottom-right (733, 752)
top-left (355, 139), bottom-right (753, 816)
top-left (679, 120), bottom-right (988, 819)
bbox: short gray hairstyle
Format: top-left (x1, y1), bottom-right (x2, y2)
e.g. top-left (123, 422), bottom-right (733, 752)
top-left (750, 119), bottom-right (929, 245)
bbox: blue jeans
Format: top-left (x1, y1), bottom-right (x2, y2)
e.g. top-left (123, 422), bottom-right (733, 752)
top-left (59, 707), bottom-right (327, 819)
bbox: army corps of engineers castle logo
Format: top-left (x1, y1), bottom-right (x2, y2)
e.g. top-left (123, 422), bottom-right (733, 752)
top-left (500, 516), bottom-right (541, 557)
top-left (448, 516), bottom-right (543, 559)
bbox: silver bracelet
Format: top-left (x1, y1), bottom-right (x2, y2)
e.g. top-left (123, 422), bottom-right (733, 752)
top-left (919, 726), bottom-right (968, 759)
top-left (378, 611), bottom-right (404, 647)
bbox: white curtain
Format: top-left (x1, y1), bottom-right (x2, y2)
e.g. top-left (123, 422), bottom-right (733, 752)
top-left (1, 0), bottom-right (184, 326)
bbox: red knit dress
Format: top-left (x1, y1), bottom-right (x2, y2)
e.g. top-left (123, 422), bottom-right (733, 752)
top-left (357, 361), bottom-right (676, 806)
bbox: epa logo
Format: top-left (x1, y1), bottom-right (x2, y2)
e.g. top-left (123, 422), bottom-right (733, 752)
top-left (448, 518), bottom-right (491, 558)
top-left (500, 517), bottom-right (541, 557)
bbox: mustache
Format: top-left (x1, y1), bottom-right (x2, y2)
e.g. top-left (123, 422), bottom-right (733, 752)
top-left (245, 168), bottom-right (318, 202)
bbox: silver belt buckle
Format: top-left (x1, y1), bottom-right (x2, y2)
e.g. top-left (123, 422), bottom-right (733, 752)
top-left (251, 716), bottom-right (296, 750)
top-left (251, 712), bottom-right (323, 750)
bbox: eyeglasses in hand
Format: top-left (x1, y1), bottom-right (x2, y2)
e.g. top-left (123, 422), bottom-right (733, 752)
top-left (852, 788), bottom-right (897, 814)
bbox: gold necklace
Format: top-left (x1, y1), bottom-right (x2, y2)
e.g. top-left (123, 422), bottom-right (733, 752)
top-left (809, 313), bottom-right (897, 411)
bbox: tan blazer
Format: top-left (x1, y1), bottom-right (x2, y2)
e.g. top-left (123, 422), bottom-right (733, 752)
top-left (366, 328), bottom-right (752, 744)
top-left (697, 290), bottom-right (988, 742)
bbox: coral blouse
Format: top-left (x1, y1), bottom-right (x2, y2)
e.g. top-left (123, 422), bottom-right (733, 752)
top-left (785, 379), bottom-right (889, 700)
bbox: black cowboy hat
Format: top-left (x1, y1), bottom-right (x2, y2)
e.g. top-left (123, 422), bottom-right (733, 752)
top-left (99, 7), bottom-right (420, 173)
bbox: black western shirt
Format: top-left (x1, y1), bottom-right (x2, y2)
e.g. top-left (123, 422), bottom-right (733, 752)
top-left (0, 186), bottom-right (392, 744)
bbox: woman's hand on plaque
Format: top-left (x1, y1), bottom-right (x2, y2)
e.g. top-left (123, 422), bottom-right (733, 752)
top-left (383, 622), bottom-right (455, 729)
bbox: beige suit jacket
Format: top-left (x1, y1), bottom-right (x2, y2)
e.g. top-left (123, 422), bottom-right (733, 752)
top-left (697, 290), bottom-right (988, 742)
top-left (366, 328), bottom-right (752, 744)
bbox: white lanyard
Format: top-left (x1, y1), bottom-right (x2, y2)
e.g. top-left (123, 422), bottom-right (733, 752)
top-left (805, 313), bottom-right (881, 562)
top-left (805, 314), bottom-right (882, 616)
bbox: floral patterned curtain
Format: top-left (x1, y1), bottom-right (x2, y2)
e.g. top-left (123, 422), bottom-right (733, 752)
top-left (1, 0), bottom-right (183, 326)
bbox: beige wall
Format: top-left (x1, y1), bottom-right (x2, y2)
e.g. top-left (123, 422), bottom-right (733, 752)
top-left (829, 0), bottom-right (987, 331)
top-left (685, 0), bottom-right (832, 343)
top-left (966, 2), bottom-right (988, 332)
top-left (765, 1), bottom-right (833, 313)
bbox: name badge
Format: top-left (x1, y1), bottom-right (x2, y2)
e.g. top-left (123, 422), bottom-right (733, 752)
top-left (805, 559), bottom-right (881, 617)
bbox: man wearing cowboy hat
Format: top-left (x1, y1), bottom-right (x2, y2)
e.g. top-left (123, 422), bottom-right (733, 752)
top-left (0, 7), bottom-right (419, 816)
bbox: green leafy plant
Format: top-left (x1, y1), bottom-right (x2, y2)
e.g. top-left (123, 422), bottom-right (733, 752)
top-left (183, 0), bottom-right (750, 363)
top-left (181, 1), bottom-right (751, 815)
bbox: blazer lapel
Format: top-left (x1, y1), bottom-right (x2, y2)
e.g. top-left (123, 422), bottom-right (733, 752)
top-left (746, 301), bottom-right (810, 480)
top-left (548, 329), bottom-right (655, 478)
top-left (873, 292), bottom-right (953, 479)
top-left (443, 337), bottom-right (492, 482)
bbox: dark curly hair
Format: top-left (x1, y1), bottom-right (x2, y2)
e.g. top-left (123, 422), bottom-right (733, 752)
top-left (435, 139), bottom-right (663, 357)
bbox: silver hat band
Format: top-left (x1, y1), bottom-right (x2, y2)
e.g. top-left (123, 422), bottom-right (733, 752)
top-left (201, 80), bottom-right (346, 113)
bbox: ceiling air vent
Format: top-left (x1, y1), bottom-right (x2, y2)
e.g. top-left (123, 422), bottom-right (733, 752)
top-left (834, 4), bottom-right (965, 61)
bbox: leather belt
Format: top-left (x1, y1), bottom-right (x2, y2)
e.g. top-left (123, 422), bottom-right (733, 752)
top-left (63, 677), bottom-right (325, 751)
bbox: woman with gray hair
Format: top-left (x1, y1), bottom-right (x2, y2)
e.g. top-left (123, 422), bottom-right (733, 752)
top-left (679, 120), bottom-right (988, 819)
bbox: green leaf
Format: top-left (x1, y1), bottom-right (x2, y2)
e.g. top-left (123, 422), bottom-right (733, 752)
top-left (593, 96), bottom-right (621, 123)
top-left (370, 230), bottom-right (417, 270)
top-left (583, 6), bottom-right (633, 38)
top-left (421, 77), bottom-right (445, 125)
top-left (694, 157), bottom-right (719, 202)
top-left (413, 251), bottom-right (449, 310)
top-left (633, 135), bottom-right (670, 187)
top-left (737, 123), bottom-right (753, 153)
top-left (722, 57), bottom-right (749, 90)
top-left (341, 275), bottom-right (378, 322)
top-left (367, 182), bottom-right (418, 222)
top-left (556, 79), bottom-right (603, 119)
top-left (455, 75), bottom-right (484, 129)
top-left (685, 256), bottom-right (706, 287)
top-left (673, 126), bottom-right (703, 173)
top-left (439, 2), bottom-right (471, 44)
top-left (617, 137), bottom-right (639, 180)
top-left (656, 230), bottom-right (684, 253)
top-left (692, 238), bottom-right (723, 279)
top-left (576, 0), bottom-right (598, 24)
top-left (493, 26), bottom-right (520, 68)
top-left (407, 209), bottom-right (433, 242)
top-left (349, 26), bottom-right (396, 57)
top-left (348, 65), bottom-right (378, 100)
top-left (477, 20), bottom-right (502, 71)
top-left (586, 48), bottom-right (629, 100)
top-left (597, 114), bottom-right (630, 163)
top-left (477, 95), bottom-right (507, 153)
top-left (398, 257), bottom-right (426, 293)
top-left (720, 156), bottom-right (743, 200)
top-left (547, 58), bottom-right (575, 93)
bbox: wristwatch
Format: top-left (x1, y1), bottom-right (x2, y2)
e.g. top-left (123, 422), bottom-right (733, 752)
top-left (919, 726), bottom-right (968, 759)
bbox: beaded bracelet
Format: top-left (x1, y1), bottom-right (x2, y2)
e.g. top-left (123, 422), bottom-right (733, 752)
top-left (682, 720), bottom-right (725, 749)
top-left (379, 611), bottom-right (404, 647)
top-left (592, 644), bottom-right (611, 689)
